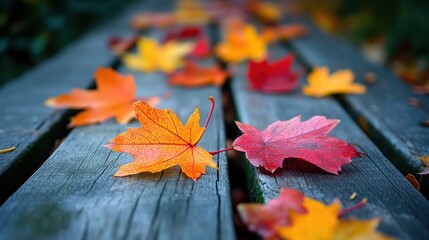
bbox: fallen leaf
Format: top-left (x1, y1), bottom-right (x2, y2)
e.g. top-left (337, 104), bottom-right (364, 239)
top-left (0, 147), bottom-right (16, 154)
top-left (46, 68), bottom-right (160, 127)
top-left (163, 26), bottom-right (203, 42)
top-left (239, 188), bottom-right (393, 240)
top-left (278, 197), bottom-right (341, 240)
top-left (247, 0), bottom-right (281, 24)
top-left (418, 156), bottom-right (429, 175)
top-left (279, 197), bottom-right (392, 240)
top-left (247, 53), bottom-right (299, 93)
top-left (262, 24), bottom-right (309, 43)
top-left (364, 72), bottom-right (377, 84)
top-left (169, 61), bottom-right (227, 87)
top-left (108, 35), bottom-right (137, 55)
top-left (237, 188), bottom-right (307, 239)
top-left (130, 12), bottom-right (177, 30)
top-left (405, 173), bottom-right (420, 191)
top-left (175, 0), bottom-right (212, 25)
top-left (189, 37), bottom-right (211, 58)
top-left (122, 38), bottom-right (193, 73)
top-left (216, 24), bottom-right (266, 63)
top-left (104, 97), bottom-right (218, 180)
top-left (232, 115), bottom-right (362, 174)
top-left (303, 67), bottom-right (367, 97)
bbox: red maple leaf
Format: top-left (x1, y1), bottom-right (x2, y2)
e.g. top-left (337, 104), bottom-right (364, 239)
top-left (238, 188), bottom-right (307, 239)
top-left (247, 54), bottom-right (299, 93)
top-left (232, 115), bottom-right (362, 174)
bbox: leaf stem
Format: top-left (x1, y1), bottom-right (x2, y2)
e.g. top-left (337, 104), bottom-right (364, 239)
top-left (203, 96), bottom-right (215, 129)
top-left (338, 198), bottom-right (367, 218)
top-left (209, 146), bottom-right (233, 155)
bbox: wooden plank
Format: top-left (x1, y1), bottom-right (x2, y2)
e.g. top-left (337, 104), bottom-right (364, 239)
top-left (0, 20), bottom-right (236, 238)
top-left (0, 0), bottom-right (157, 203)
top-left (285, 17), bottom-right (429, 175)
top-left (229, 45), bottom-right (429, 239)
top-left (0, 60), bottom-right (236, 239)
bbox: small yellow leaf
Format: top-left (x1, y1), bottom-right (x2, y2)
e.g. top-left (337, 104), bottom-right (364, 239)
top-left (123, 38), bottom-right (193, 73)
top-left (303, 67), bottom-right (366, 97)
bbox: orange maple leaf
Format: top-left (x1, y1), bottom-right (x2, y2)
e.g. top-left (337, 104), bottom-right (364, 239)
top-left (46, 67), bottom-right (160, 127)
top-left (168, 61), bottom-right (227, 87)
top-left (303, 67), bottom-right (367, 97)
top-left (104, 97), bottom-right (218, 181)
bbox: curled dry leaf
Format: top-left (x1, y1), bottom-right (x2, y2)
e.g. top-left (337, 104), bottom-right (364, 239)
top-left (216, 24), bottom-right (266, 63)
top-left (247, 53), bottom-right (299, 93)
top-left (232, 115), bottom-right (362, 174)
top-left (237, 188), bottom-right (306, 239)
top-left (303, 67), bottom-right (367, 97)
top-left (46, 68), bottom-right (161, 127)
top-left (405, 173), bottom-right (420, 191)
top-left (122, 38), bottom-right (193, 73)
top-left (105, 97), bottom-right (218, 181)
top-left (169, 61), bottom-right (227, 87)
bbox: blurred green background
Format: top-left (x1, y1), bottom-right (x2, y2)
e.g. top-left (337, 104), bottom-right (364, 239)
top-left (297, 0), bottom-right (429, 86)
top-left (0, 0), bottom-right (134, 87)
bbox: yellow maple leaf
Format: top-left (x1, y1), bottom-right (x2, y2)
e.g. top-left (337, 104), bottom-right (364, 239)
top-left (216, 24), bottom-right (266, 63)
top-left (122, 38), bottom-right (193, 73)
top-left (303, 67), bottom-right (367, 97)
top-left (278, 197), bottom-right (395, 240)
top-left (278, 198), bottom-right (341, 240)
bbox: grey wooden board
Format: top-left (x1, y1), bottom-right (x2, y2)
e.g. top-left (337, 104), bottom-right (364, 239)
top-left (229, 45), bottom-right (429, 239)
top-left (0, 0), bottom-right (163, 203)
top-left (286, 17), bottom-right (429, 174)
top-left (0, 62), bottom-right (236, 239)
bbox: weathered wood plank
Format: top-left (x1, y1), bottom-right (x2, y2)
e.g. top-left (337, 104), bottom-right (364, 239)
top-left (229, 45), bottom-right (429, 239)
top-left (0, 61), bottom-right (236, 239)
top-left (285, 17), bottom-right (429, 175)
top-left (0, 0), bottom-right (158, 203)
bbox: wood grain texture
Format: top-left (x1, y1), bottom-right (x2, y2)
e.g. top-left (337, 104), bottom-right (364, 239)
top-left (285, 17), bottom-right (429, 175)
top-left (0, 63), bottom-right (236, 239)
top-left (0, 0), bottom-right (162, 203)
top-left (229, 45), bottom-right (429, 239)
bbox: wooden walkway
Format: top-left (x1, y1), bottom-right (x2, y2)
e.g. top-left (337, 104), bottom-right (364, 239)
top-left (0, 1), bottom-right (428, 239)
